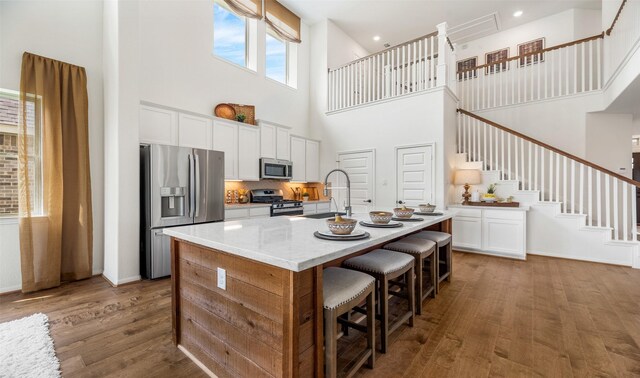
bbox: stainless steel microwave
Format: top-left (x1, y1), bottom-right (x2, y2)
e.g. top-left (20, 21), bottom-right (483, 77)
top-left (260, 158), bottom-right (293, 180)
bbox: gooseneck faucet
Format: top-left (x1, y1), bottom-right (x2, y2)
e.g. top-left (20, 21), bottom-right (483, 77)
top-left (323, 169), bottom-right (352, 217)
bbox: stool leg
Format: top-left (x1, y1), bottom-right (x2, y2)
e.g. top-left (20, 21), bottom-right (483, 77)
top-left (366, 289), bottom-right (376, 369)
top-left (435, 248), bottom-right (441, 295)
top-left (415, 257), bottom-right (423, 315)
top-left (324, 309), bottom-right (337, 378)
top-left (430, 254), bottom-right (437, 298)
top-left (446, 243), bottom-right (452, 282)
top-left (380, 278), bottom-right (389, 354)
top-left (407, 266), bottom-right (415, 327)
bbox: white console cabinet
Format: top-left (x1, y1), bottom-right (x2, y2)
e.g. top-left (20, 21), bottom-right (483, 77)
top-left (449, 205), bottom-right (528, 260)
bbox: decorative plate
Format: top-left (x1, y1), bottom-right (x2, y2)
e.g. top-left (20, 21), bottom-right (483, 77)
top-left (314, 231), bottom-right (370, 241)
top-left (359, 221), bottom-right (403, 228)
top-left (214, 103), bottom-right (236, 120)
top-left (392, 217), bottom-right (424, 222)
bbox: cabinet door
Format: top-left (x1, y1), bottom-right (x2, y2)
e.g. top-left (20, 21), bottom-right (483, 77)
top-left (225, 208), bottom-right (249, 220)
top-left (276, 127), bottom-right (291, 160)
top-left (238, 125), bottom-right (260, 181)
top-left (305, 140), bottom-right (320, 183)
top-left (452, 216), bottom-right (482, 250)
top-left (260, 123), bottom-right (276, 159)
top-left (303, 203), bottom-right (317, 215)
top-left (213, 120), bottom-right (238, 180)
top-left (482, 211), bottom-right (525, 258)
top-left (139, 105), bottom-right (178, 145)
top-left (290, 136), bottom-right (306, 182)
top-left (178, 113), bottom-right (212, 149)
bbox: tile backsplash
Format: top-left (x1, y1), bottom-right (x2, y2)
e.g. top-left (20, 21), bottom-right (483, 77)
top-left (224, 180), bottom-right (328, 203)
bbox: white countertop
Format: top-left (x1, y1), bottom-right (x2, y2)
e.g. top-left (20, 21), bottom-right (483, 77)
top-left (163, 211), bottom-right (453, 272)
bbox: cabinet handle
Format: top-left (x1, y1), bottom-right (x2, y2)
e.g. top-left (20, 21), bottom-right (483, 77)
top-left (397, 200), bottom-right (404, 204)
top-left (363, 199), bottom-right (372, 203)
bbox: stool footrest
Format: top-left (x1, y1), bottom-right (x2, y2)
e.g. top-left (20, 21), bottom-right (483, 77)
top-left (337, 317), bottom-right (369, 334)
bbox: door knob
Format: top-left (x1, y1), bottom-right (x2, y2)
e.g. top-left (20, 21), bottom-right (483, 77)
top-left (397, 200), bottom-right (404, 204)
top-left (363, 199), bottom-right (372, 203)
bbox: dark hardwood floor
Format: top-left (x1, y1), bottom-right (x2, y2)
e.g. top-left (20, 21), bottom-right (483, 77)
top-left (1, 252), bottom-right (640, 377)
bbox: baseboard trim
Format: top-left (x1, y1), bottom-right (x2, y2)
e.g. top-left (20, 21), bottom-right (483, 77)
top-left (101, 274), bottom-right (142, 287)
top-left (178, 345), bottom-right (218, 378)
top-left (453, 247), bottom-right (526, 261)
top-left (527, 250), bottom-right (631, 267)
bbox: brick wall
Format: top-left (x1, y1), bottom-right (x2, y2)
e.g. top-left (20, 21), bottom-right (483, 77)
top-left (0, 132), bottom-right (18, 214)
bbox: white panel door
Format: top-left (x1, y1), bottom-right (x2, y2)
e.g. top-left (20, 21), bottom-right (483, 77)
top-left (238, 125), bottom-right (260, 181)
top-left (276, 127), bottom-right (291, 160)
top-left (396, 145), bottom-right (434, 207)
top-left (305, 140), bottom-right (320, 183)
top-left (178, 113), bottom-right (212, 149)
top-left (260, 122), bottom-right (276, 159)
top-left (213, 120), bottom-right (239, 180)
top-left (139, 105), bottom-right (178, 145)
top-left (336, 150), bottom-right (375, 214)
top-left (290, 136), bottom-right (306, 182)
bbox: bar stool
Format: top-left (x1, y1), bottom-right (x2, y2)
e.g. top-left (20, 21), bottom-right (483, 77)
top-left (323, 267), bottom-right (376, 378)
top-left (383, 236), bottom-right (437, 315)
top-left (413, 231), bottom-right (452, 293)
top-left (343, 249), bottom-right (415, 353)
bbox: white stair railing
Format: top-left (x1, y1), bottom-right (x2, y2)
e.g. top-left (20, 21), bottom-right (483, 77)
top-left (604, 0), bottom-right (640, 83)
top-left (457, 34), bottom-right (604, 111)
top-left (458, 109), bottom-right (639, 242)
top-left (327, 22), bottom-right (457, 112)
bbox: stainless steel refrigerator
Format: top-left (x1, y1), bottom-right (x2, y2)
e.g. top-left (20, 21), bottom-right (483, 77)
top-left (140, 144), bottom-right (224, 279)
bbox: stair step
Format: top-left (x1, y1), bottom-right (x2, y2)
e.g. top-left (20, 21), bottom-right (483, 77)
top-left (581, 225), bottom-right (613, 232)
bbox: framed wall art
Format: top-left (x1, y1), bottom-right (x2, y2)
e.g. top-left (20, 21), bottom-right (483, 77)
top-left (485, 48), bottom-right (509, 74)
top-left (518, 38), bottom-right (545, 66)
top-left (457, 57), bottom-right (478, 80)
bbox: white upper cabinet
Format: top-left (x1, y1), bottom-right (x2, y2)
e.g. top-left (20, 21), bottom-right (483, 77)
top-left (305, 140), bottom-right (320, 183)
top-left (139, 105), bottom-right (178, 145)
top-left (290, 136), bottom-right (306, 182)
top-left (259, 121), bottom-right (291, 161)
top-left (290, 136), bottom-right (321, 182)
top-left (238, 125), bottom-right (260, 181)
top-left (213, 120), bottom-right (239, 180)
top-left (260, 122), bottom-right (277, 159)
top-left (276, 127), bottom-right (291, 160)
top-left (178, 113), bottom-right (213, 150)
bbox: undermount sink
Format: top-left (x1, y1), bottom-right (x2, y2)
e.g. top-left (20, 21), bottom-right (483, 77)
top-left (300, 212), bottom-right (346, 219)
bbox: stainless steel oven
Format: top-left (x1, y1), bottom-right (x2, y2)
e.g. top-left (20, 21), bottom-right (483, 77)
top-left (260, 158), bottom-right (293, 180)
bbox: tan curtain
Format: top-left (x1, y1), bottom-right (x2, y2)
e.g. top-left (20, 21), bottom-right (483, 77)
top-left (19, 52), bottom-right (93, 293)
top-left (222, 0), bottom-right (262, 19)
top-left (264, 0), bottom-right (301, 43)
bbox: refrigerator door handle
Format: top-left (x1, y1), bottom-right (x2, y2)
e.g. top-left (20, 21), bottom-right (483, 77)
top-left (188, 154), bottom-right (195, 218)
top-left (195, 153), bottom-right (201, 218)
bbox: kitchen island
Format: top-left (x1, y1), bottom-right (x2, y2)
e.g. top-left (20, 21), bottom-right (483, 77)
top-left (163, 211), bottom-right (452, 377)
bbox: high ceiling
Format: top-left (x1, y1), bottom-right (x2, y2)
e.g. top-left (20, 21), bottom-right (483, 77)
top-left (281, 0), bottom-right (602, 52)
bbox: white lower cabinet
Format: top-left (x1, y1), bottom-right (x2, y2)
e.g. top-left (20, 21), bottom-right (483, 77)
top-left (450, 205), bottom-right (527, 260)
top-left (303, 202), bottom-right (331, 215)
top-left (225, 206), bottom-right (270, 220)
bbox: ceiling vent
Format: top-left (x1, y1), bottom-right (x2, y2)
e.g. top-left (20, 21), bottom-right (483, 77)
top-left (448, 13), bottom-right (501, 45)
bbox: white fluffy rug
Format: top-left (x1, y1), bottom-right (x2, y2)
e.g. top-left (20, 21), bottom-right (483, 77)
top-left (0, 313), bottom-right (60, 378)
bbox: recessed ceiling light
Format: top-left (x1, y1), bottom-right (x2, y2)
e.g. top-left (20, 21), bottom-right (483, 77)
top-left (373, 35), bottom-right (381, 41)
top-left (513, 10), bottom-right (523, 17)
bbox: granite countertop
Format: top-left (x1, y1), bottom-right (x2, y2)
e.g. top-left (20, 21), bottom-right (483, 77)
top-left (163, 210), bottom-right (453, 272)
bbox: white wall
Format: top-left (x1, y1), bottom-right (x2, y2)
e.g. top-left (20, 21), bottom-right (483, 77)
top-left (585, 112), bottom-right (633, 177)
top-left (457, 9), bottom-right (602, 66)
top-left (0, 0), bottom-right (104, 292)
top-left (326, 20), bottom-right (370, 70)
top-left (138, 0), bottom-right (311, 137)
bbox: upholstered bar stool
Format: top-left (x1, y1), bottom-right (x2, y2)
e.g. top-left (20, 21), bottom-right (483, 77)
top-left (343, 249), bottom-right (415, 354)
top-left (323, 267), bottom-right (376, 378)
top-left (413, 231), bottom-right (452, 293)
top-left (383, 236), bottom-right (437, 315)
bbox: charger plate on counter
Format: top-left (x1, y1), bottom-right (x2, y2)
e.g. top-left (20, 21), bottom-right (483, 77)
top-left (392, 217), bottom-right (424, 222)
top-left (359, 220), bottom-right (403, 228)
top-left (314, 230), bottom-right (370, 241)
top-left (414, 212), bottom-right (444, 216)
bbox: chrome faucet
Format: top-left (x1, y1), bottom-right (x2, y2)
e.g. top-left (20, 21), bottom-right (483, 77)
top-left (323, 169), bottom-right (352, 217)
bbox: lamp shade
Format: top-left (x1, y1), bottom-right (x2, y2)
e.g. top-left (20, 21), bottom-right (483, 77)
top-left (454, 169), bottom-right (482, 185)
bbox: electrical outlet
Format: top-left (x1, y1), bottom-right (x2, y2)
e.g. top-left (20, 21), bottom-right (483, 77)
top-left (217, 267), bottom-right (226, 290)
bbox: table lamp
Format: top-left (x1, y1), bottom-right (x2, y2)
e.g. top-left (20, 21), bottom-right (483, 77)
top-left (454, 169), bottom-right (482, 205)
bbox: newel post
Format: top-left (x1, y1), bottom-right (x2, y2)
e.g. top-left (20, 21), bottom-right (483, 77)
top-left (436, 22), bottom-right (448, 87)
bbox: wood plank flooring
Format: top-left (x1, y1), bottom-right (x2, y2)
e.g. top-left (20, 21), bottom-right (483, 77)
top-left (1, 252), bottom-right (640, 377)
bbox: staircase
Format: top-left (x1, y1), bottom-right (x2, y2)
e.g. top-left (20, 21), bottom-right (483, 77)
top-left (456, 109), bottom-right (640, 268)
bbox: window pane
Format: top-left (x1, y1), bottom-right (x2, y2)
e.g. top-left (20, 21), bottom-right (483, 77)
top-left (213, 2), bottom-right (247, 67)
top-left (266, 32), bottom-right (287, 83)
top-left (0, 91), bottom-right (40, 216)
